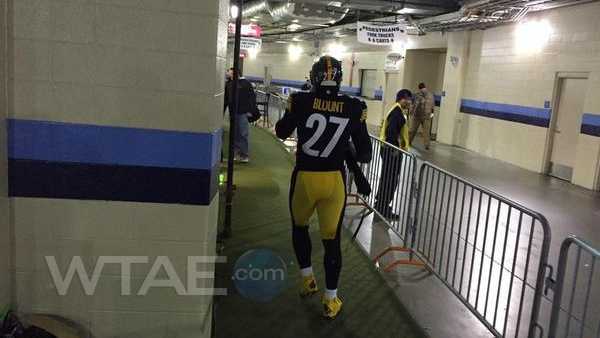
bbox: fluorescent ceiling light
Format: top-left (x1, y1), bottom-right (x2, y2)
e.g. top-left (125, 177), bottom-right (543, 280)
top-left (288, 24), bottom-right (302, 31)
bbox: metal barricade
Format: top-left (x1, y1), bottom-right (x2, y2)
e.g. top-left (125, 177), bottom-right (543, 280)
top-left (411, 162), bottom-right (552, 337)
top-left (255, 90), bottom-right (271, 129)
top-left (346, 135), bottom-right (423, 270)
top-left (547, 236), bottom-right (600, 338)
top-left (267, 93), bottom-right (286, 125)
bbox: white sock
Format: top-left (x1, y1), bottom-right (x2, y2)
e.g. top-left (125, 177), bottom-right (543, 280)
top-left (300, 267), bottom-right (313, 277)
top-left (324, 289), bottom-right (337, 300)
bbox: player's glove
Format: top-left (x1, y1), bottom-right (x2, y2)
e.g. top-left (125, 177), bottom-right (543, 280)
top-left (353, 169), bottom-right (371, 196)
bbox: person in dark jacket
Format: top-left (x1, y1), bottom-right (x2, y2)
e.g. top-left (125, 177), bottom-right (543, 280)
top-left (224, 68), bottom-right (257, 163)
top-left (374, 89), bottom-right (412, 220)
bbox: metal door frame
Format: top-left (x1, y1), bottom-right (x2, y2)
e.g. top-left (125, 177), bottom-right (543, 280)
top-left (542, 72), bottom-right (589, 177)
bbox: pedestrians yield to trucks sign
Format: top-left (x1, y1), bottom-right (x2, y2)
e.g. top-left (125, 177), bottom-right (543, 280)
top-left (241, 37), bottom-right (262, 51)
top-left (357, 22), bottom-right (404, 46)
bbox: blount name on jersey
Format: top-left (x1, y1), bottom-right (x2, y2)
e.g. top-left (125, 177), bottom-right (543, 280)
top-left (313, 98), bottom-right (345, 114)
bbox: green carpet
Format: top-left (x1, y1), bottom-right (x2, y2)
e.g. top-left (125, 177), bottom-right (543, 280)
top-left (215, 126), bottom-right (425, 338)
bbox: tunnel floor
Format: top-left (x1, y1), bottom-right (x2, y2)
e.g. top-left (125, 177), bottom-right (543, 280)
top-left (214, 126), bottom-right (425, 338)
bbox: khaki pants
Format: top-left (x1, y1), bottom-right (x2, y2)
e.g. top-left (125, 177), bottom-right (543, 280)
top-left (409, 115), bottom-right (432, 148)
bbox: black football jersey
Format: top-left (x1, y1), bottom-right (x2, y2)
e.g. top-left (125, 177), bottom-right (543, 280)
top-left (276, 92), bottom-right (372, 171)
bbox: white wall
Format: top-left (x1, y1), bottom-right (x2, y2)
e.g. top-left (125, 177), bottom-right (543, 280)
top-left (243, 34), bottom-right (447, 126)
top-left (403, 50), bottom-right (446, 93)
top-left (244, 2), bottom-right (600, 189)
top-left (454, 2), bottom-right (600, 188)
top-left (10, 0), bottom-right (227, 336)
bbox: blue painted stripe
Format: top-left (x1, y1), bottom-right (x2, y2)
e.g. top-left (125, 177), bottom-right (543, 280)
top-left (8, 159), bottom-right (218, 205)
top-left (461, 99), bottom-right (551, 127)
top-left (581, 113), bottom-right (600, 137)
top-left (582, 113), bottom-right (600, 126)
top-left (246, 75), bottom-right (361, 96)
top-left (8, 119), bottom-right (222, 170)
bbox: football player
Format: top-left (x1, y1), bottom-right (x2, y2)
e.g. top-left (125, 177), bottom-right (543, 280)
top-left (275, 56), bottom-right (372, 319)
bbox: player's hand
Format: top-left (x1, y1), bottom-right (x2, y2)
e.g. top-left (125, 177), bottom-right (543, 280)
top-left (354, 171), bottom-right (372, 196)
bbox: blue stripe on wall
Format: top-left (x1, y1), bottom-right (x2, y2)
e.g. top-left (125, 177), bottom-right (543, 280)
top-left (434, 95), bottom-right (442, 107)
top-left (8, 160), bottom-right (219, 205)
top-left (581, 113), bottom-right (600, 137)
top-left (8, 119), bottom-right (221, 170)
top-left (245, 75), bottom-right (361, 96)
top-left (460, 99), bottom-right (551, 128)
top-left (7, 119), bottom-right (222, 205)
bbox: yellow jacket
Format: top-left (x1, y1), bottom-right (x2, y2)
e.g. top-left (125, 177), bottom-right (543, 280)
top-left (380, 103), bottom-right (410, 151)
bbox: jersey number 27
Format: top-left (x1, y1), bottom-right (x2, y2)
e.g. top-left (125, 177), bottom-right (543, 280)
top-left (302, 113), bottom-right (349, 158)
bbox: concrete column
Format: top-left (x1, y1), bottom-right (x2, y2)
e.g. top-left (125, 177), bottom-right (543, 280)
top-left (437, 31), bottom-right (471, 145)
top-left (8, 0), bottom-right (229, 336)
top-left (382, 68), bottom-right (406, 124)
top-left (0, 0), bottom-right (11, 313)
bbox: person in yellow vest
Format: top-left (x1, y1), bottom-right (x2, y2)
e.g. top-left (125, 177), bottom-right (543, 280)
top-left (375, 89), bottom-right (412, 220)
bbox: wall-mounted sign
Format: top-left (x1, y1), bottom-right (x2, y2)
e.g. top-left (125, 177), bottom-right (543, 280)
top-left (357, 21), bottom-right (404, 46)
top-left (241, 37), bottom-right (262, 51)
top-left (228, 23), bottom-right (262, 38)
top-left (384, 52), bottom-right (404, 73)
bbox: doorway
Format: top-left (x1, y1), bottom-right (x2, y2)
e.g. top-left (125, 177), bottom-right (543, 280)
top-left (402, 48), bottom-right (447, 141)
top-left (546, 75), bottom-right (589, 181)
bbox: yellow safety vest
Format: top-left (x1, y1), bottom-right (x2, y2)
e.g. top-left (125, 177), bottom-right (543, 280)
top-left (380, 103), bottom-right (410, 151)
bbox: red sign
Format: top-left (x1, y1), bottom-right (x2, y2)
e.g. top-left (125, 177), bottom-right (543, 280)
top-left (228, 23), bottom-right (262, 38)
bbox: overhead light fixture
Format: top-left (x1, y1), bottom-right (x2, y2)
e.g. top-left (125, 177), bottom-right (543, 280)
top-left (247, 48), bottom-right (259, 59)
top-left (515, 19), bottom-right (553, 54)
top-left (396, 8), bottom-right (417, 14)
top-left (325, 42), bottom-right (347, 60)
top-left (292, 19), bottom-right (299, 23)
top-left (288, 24), bottom-right (302, 31)
top-left (288, 44), bottom-right (304, 61)
top-left (230, 5), bottom-right (239, 19)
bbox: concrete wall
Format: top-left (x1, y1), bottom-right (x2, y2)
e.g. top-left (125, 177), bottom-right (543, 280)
top-left (242, 34), bottom-right (447, 126)
top-left (243, 2), bottom-right (600, 190)
top-left (403, 50), bottom-right (446, 93)
top-left (454, 2), bottom-right (600, 188)
top-left (0, 0), bottom-right (10, 314)
top-left (9, 0), bottom-right (228, 336)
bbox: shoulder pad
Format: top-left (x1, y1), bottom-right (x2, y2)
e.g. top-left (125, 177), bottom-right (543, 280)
top-left (348, 97), bottom-right (368, 122)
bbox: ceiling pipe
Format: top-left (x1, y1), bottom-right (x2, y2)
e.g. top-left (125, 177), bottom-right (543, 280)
top-left (243, 1), bottom-right (268, 17)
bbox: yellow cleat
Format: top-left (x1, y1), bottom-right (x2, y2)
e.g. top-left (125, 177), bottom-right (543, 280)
top-left (299, 275), bottom-right (318, 297)
top-left (322, 296), bottom-right (343, 319)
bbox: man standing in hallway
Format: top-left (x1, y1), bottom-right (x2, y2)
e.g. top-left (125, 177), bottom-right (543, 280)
top-left (375, 89), bottom-right (412, 220)
top-left (275, 56), bottom-right (372, 320)
top-left (225, 68), bottom-right (256, 163)
top-left (409, 82), bottom-right (435, 150)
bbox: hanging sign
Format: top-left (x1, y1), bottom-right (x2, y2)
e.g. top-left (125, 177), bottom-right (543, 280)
top-left (228, 23), bottom-right (263, 38)
top-left (384, 52), bottom-right (405, 73)
top-left (240, 37), bottom-right (262, 51)
top-left (357, 21), bottom-right (404, 46)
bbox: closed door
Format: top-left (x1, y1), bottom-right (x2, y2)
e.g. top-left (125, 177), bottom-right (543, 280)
top-left (549, 78), bottom-right (588, 181)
